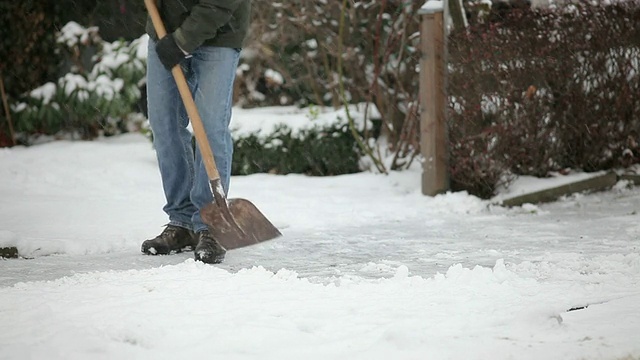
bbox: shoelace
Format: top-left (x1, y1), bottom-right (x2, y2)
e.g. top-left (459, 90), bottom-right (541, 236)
top-left (198, 231), bottom-right (214, 241)
top-left (160, 226), bottom-right (181, 239)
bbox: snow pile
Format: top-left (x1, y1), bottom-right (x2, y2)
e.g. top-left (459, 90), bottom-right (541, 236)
top-left (1, 258), bottom-right (638, 360)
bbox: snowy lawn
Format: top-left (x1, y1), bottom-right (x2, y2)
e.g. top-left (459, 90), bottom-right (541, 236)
top-left (0, 107), bottom-right (639, 359)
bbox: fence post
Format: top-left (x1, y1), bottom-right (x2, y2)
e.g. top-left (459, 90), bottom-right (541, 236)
top-left (419, 0), bottom-right (449, 196)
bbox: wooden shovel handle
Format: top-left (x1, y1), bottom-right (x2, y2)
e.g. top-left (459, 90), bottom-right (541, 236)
top-left (144, 0), bottom-right (221, 182)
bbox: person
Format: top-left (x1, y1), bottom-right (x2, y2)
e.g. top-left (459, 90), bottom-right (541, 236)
top-left (140, 0), bottom-right (251, 264)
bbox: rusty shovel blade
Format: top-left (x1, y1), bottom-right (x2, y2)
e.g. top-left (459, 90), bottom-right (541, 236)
top-left (200, 198), bottom-right (282, 250)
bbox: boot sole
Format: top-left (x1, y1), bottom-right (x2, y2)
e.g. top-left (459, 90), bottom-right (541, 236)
top-left (142, 245), bottom-right (195, 255)
top-left (194, 250), bottom-right (225, 264)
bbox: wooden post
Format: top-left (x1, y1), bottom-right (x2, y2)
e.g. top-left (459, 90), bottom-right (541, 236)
top-left (419, 1), bottom-right (449, 196)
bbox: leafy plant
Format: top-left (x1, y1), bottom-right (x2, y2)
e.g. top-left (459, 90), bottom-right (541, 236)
top-left (10, 22), bottom-right (147, 142)
top-left (232, 121), bottom-right (361, 176)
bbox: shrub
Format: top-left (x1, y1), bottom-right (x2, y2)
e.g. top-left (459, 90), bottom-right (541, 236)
top-left (10, 22), bottom-right (147, 142)
top-left (0, 1), bottom-right (59, 98)
top-left (5, 2), bottom-right (639, 200)
top-left (55, 0), bottom-right (147, 42)
top-left (447, 1), bottom-right (640, 197)
top-left (237, 1), bottom-right (424, 172)
top-left (0, 1), bottom-right (60, 146)
top-left (233, 123), bottom-right (361, 176)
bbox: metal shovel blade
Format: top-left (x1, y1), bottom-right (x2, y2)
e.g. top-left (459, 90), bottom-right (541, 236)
top-left (200, 198), bottom-right (282, 250)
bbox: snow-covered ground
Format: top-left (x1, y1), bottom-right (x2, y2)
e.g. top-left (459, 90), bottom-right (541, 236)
top-left (1, 108), bottom-right (639, 360)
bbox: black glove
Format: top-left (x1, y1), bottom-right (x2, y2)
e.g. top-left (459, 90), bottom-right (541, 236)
top-left (156, 34), bottom-right (185, 70)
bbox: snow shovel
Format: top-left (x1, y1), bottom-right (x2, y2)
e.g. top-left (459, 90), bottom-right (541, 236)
top-left (145, 0), bottom-right (281, 250)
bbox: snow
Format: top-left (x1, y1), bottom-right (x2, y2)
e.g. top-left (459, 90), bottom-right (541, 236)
top-left (264, 69), bottom-right (284, 85)
top-left (91, 75), bottom-right (124, 100)
top-left (1, 107), bottom-right (640, 359)
top-left (230, 104), bottom-right (378, 139)
top-left (57, 21), bottom-right (99, 48)
top-left (492, 171), bottom-right (608, 202)
top-left (97, 51), bottom-right (131, 71)
top-left (29, 82), bottom-right (57, 105)
top-left (60, 73), bottom-right (89, 97)
top-left (419, 0), bottom-right (444, 14)
top-left (134, 35), bottom-right (149, 60)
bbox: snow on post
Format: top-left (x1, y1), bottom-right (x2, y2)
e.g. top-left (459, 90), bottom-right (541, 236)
top-left (419, 0), bottom-right (444, 14)
top-left (419, 0), bottom-right (449, 196)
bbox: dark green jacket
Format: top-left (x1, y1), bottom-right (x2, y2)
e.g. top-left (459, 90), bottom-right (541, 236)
top-left (146, 0), bottom-right (251, 53)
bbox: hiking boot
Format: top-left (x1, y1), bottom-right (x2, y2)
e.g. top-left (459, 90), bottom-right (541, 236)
top-left (194, 230), bottom-right (226, 264)
top-left (141, 225), bottom-right (196, 255)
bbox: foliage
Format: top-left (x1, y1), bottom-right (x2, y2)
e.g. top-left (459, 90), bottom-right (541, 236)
top-left (3, 1), bottom-right (639, 200)
top-left (9, 23), bottom-right (147, 142)
top-left (447, 0), bottom-right (640, 198)
top-left (236, 0), bottom-right (424, 172)
top-left (0, 1), bottom-right (58, 146)
top-left (55, 0), bottom-right (147, 42)
top-left (0, 1), bottom-right (59, 98)
top-left (232, 122), bottom-right (361, 176)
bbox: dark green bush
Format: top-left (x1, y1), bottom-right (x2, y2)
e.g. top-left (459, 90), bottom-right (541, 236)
top-left (0, 1), bottom-right (59, 146)
top-left (233, 123), bottom-right (361, 176)
top-left (10, 23), bottom-right (147, 142)
top-left (0, 1), bottom-right (59, 98)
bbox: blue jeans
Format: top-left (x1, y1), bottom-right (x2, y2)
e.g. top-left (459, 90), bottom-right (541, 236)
top-left (147, 40), bottom-right (240, 234)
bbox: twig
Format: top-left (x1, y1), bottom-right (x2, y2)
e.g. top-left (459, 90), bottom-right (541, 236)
top-left (337, 0), bottom-right (387, 174)
top-left (0, 73), bottom-right (16, 146)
